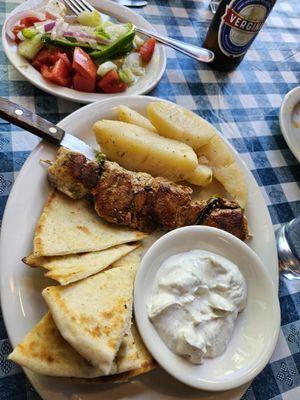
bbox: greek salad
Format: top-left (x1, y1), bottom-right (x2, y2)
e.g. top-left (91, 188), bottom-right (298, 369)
top-left (5, 0), bottom-right (156, 93)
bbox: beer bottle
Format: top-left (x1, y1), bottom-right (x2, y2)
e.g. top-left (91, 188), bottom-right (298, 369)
top-left (204, 0), bottom-right (277, 72)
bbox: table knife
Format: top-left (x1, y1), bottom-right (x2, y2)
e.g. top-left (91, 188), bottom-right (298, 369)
top-left (0, 97), bottom-right (95, 160)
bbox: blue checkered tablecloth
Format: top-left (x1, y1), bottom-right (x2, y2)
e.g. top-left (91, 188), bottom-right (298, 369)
top-left (0, 0), bottom-right (300, 398)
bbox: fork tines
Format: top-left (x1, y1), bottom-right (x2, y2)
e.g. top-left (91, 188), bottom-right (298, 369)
top-left (64, 0), bottom-right (95, 15)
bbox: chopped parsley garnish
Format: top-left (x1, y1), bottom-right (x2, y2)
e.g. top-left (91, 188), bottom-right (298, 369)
top-left (94, 151), bottom-right (105, 165)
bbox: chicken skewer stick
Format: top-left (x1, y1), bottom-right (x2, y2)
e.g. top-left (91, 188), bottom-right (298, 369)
top-left (47, 148), bottom-right (249, 241)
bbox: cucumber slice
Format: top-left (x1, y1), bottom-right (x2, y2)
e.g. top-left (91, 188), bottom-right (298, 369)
top-left (97, 61), bottom-right (117, 77)
top-left (133, 34), bottom-right (144, 49)
top-left (18, 34), bottom-right (43, 60)
top-left (77, 10), bottom-right (102, 27)
top-left (21, 28), bottom-right (37, 39)
top-left (118, 68), bottom-right (135, 85)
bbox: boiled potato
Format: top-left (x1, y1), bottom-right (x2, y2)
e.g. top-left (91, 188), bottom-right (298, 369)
top-left (118, 105), bottom-right (157, 132)
top-left (213, 162), bottom-right (248, 208)
top-left (199, 134), bottom-right (247, 206)
top-left (147, 101), bottom-right (216, 151)
top-left (93, 120), bottom-right (198, 182)
top-left (186, 164), bottom-right (212, 187)
top-left (198, 134), bottom-right (234, 168)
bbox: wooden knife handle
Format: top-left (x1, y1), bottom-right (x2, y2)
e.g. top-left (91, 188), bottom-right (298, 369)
top-left (0, 97), bottom-right (65, 145)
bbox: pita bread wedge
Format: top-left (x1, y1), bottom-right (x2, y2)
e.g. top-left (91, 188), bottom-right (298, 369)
top-left (8, 313), bottom-right (140, 378)
top-left (101, 322), bottom-right (156, 383)
top-left (105, 246), bottom-right (143, 271)
top-left (23, 242), bottom-right (140, 285)
top-left (110, 326), bottom-right (140, 374)
top-left (76, 321), bottom-right (156, 384)
top-left (33, 190), bottom-right (144, 256)
top-left (42, 252), bottom-right (139, 374)
top-left (114, 322), bottom-right (157, 381)
top-left (8, 313), bottom-right (102, 378)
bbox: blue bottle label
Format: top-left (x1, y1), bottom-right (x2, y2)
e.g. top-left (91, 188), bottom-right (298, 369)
top-left (218, 0), bottom-right (275, 57)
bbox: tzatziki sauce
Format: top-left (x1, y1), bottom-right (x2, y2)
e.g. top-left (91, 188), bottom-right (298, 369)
top-left (147, 250), bottom-right (247, 364)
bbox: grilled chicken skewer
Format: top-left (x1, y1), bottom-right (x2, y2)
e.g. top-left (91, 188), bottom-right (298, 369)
top-left (0, 97), bottom-right (247, 240)
top-left (47, 148), bottom-right (249, 241)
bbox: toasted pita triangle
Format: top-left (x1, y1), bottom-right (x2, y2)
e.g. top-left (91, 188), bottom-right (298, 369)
top-left (130, 323), bottom-right (155, 374)
top-left (9, 313), bottom-right (102, 378)
top-left (42, 251), bottom-right (139, 374)
top-left (8, 313), bottom-right (140, 378)
top-left (107, 322), bottom-right (156, 382)
top-left (33, 191), bottom-right (144, 256)
top-left (23, 242), bottom-right (140, 285)
top-left (109, 326), bottom-right (139, 375)
top-left (76, 321), bottom-right (156, 384)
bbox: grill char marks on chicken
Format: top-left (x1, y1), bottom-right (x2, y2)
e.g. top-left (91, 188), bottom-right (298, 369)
top-left (47, 148), bottom-right (249, 241)
top-left (48, 148), bottom-right (102, 200)
top-left (92, 161), bottom-right (206, 232)
top-left (196, 197), bottom-right (248, 241)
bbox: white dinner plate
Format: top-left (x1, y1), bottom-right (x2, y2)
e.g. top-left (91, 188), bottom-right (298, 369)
top-left (0, 95), bottom-right (278, 400)
top-left (279, 86), bottom-right (300, 162)
top-left (2, 0), bottom-right (166, 103)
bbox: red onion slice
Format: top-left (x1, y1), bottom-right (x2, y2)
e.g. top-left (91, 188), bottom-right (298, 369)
top-left (44, 21), bottom-right (56, 32)
top-left (63, 30), bottom-right (111, 45)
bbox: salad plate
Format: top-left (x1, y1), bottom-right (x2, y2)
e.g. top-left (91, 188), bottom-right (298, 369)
top-left (2, 0), bottom-right (166, 103)
top-left (0, 95), bottom-right (278, 400)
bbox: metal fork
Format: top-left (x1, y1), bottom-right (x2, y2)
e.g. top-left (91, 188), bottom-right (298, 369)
top-left (64, 0), bottom-right (214, 63)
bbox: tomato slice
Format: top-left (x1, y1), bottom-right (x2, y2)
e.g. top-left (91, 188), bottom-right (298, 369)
top-left (73, 72), bottom-right (96, 92)
top-left (139, 37), bottom-right (156, 62)
top-left (32, 49), bottom-right (71, 71)
top-left (41, 58), bottom-right (72, 87)
top-left (19, 16), bottom-right (43, 27)
top-left (72, 47), bottom-right (97, 81)
top-left (59, 53), bottom-right (72, 69)
top-left (98, 70), bottom-right (127, 93)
